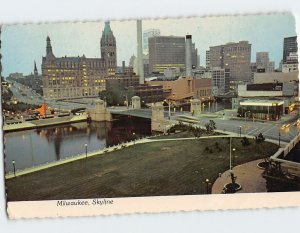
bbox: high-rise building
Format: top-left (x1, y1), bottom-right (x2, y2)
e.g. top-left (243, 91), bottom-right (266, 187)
top-left (206, 50), bottom-right (210, 69)
top-left (42, 22), bottom-right (117, 99)
top-left (283, 36), bottom-right (298, 63)
top-left (256, 52), bottom-right (269, 68)
top-left (148, 36), bottom-right (198, 74)
top-left (143, 29), bottom-right (160, 55)
top-left (256, 52), bottom-right (275, 73)
top-left (211, 67), bottom-right (230, 95)
top-left (208, 41), bottom-right (252, 89)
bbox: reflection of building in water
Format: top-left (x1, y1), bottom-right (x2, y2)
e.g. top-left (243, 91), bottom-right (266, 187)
top-left (106, 117), bottom-right (151, 146)
top-left (53, 131), bottom-right (62, 160)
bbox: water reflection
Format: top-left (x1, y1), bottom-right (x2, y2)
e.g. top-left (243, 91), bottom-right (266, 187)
top-left (4, 117), bottom-right (151, 172)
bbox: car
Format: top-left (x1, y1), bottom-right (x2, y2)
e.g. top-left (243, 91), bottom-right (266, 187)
top-left (281, 124), bottom-right (287, 129)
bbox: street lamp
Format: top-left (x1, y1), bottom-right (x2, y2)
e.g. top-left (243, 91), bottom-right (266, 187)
top-left (12, 160), bottom-right (16, 177)
top-left (232, 148), bottom-right (236, 168)
top-left (85, 143), bottom-right (88, 158)
top-left (245, 111), bottom-right (250, 122)
top-left (205, 178), bottom-right (210, 194)
top-left (164, 99), bottom-right (171, 120)
top-left (133, 132), bottom-right (136, 145)
top-left (278, 132), bottom-right (281, 147)
top-left (239, 126), bottom-right (242, 137)
top-left (229, 137), bottom-right (233, 170)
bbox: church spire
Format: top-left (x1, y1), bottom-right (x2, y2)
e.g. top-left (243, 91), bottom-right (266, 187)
top-left (46, 36), bottom-right (53, 56)
top-left (34, 61), bottom-right (37, 72)
top-left (103, 21), bottom-right (113, 36)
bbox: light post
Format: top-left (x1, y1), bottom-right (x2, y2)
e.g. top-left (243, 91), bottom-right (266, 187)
top-left (245, 111), bottom-right (250, 122)
top-left (229, 137), bottom-right (232, 171)
top-left (205, 178), bottom-right (210, 194)
top-left (239, 126), bottom-right (242, 137)
top-left (232, 148), bottom-right (236, 168)
top-left (164, 99), bottom-right (171, 120)
top-left (12, 160), bottom-right (16, 177)
top-left (85, 143), bottom-right (88, 158)
top-left (133, 132), bottom-right (136, 145)
top-left (278, 132), bottom-right (281, 147)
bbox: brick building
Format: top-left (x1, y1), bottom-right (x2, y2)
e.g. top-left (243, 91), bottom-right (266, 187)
top-left (42, 22), bottom-right (117, 99)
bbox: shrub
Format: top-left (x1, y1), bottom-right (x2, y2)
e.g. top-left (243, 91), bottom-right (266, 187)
top-left (255, 133), bottom-right (265, 143)
top-left (241, 137), bottom-right (250, 146)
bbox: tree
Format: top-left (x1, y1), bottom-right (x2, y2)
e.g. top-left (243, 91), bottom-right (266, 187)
top-left (98, 90), bottom-right (114, 106)
top-left (205, 120), bottom-right (216, 134)
top-left (255, 133), bottom-right (265, 143)
top-left (1, 88), bottom-right (13, 102)
top-left (241, 136), bottom-right (250, 146)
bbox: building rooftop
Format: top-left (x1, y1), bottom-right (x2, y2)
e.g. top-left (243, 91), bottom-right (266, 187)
top-left (240, 99), bottom-right (284, 106)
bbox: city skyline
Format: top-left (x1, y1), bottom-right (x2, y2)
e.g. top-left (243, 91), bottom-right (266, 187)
top-left (1, 12), bottom-right (297, 77)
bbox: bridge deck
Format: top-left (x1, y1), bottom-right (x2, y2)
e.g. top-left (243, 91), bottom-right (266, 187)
top-left (110, 108), bottom-right (168, 119)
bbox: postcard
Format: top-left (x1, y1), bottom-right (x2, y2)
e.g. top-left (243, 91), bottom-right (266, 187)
top-left (1, 12), bottom-right (299, 219)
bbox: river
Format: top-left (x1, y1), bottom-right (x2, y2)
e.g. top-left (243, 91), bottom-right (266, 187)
top-left (4, 117), bottom-right (151, 173)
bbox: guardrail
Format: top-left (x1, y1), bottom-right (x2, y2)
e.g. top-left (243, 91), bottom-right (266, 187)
top-left (270, 133), bottom-right (300, 176)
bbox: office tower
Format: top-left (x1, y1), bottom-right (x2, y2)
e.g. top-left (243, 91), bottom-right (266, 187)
top-left (149, 36), bottom-right (198, 74)
top-left (256, 52), bottom-right (274, 73)
top-left (283, 36), bottom-right (298, 63)
top-left (206, 50), bottom-right (210, 69)
top-left (208, 41), bottom-right (252, 88)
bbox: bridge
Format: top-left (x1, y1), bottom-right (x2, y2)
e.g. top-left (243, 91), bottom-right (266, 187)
top-left (110, 108), bottom-right (169, 119)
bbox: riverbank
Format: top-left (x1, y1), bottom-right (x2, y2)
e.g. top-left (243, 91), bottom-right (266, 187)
top-left (3, 114), bottom-right (87, 132)
top-left (6, 137), bottom-right (278, 201)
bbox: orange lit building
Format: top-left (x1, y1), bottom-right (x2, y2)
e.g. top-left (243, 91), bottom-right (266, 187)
top-left (147, 77), bottom-right (212, 105)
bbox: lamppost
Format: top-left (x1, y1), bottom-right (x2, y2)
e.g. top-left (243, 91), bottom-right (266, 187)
top-left (133, 132), bottom-right (136, 145)
top-left (232, 148), bottom-right (236, 167)
top-left (12, 160), bottom-right (16, 177)
top-left (229, 137), bottom-right (232, 171)
top-left (205, 178), bottom-right (210, 194)
top-left (239, 126), bottom-right (242, 137)
top-left (278, 132), bottom-right (281, 147)
top-left (245, 111), bottom-right (250, 122)
top-left (164, 99), bottom-right (171, 120)
top-left (85, 143), bottom-right (88, 158)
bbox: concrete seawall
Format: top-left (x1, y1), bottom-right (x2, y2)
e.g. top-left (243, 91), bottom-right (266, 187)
top-left (3, 114), bottom-right (87, 132)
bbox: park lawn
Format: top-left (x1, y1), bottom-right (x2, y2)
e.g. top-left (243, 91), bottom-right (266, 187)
top-left (6, 137), bottom-right (278, 201)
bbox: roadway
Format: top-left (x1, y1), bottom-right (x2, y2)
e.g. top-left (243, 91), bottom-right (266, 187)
top-left (197, 115), bottom-right (300, 144)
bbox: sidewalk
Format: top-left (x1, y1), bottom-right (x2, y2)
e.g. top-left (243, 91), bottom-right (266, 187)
top-left (211, 159), bottom-right (267, 194)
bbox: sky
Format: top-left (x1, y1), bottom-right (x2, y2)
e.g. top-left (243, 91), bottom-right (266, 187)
top-left (0, 12), bottom-right (297, 77)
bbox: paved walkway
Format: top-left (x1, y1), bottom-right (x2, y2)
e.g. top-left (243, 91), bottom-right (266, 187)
top-left (212, 159), bottom-right (267, 194)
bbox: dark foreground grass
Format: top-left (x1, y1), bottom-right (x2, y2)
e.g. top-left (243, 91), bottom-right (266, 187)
top-left (6, 138), bottom-right (278, 201)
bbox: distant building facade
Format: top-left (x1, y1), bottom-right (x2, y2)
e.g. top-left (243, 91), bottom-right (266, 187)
top-left (283, 36), bottom-right (298, 63)
top-left (42, 22), bottom-right (117, 99)
top-left (148, 77), bottom-right (212, 105)
top-left (143, 29), bottom-right (160, 55)
top-left (256, 52), bottom-right (275, 73)
top-left (208, 41), bottom-right (252, 90)
top-left (148, 36), bottom-right (198, 74)
top-left (194, 67), bottom-right (230, 96)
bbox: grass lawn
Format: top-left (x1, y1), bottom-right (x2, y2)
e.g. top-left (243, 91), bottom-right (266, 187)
top-left (6, 137), bottom-right (278, 201)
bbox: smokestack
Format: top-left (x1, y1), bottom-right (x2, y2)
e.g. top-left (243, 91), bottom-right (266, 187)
top-left (137, 20), bottom-right (144, 84)
top-left (185, 35), bottom-right (192, 77)
top-left (122, 61), bottom-right (126, 74)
